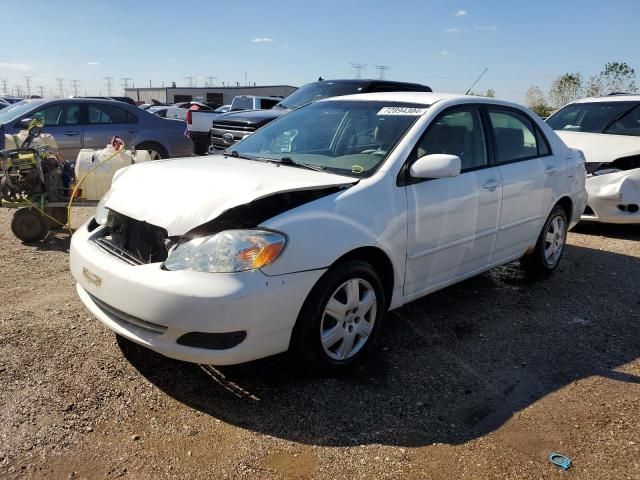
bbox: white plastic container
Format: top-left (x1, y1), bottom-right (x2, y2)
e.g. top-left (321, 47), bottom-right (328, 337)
top-left (74, 145), bottom-right (134, 201)
top-left (4, 132), bottom-right (58, 151)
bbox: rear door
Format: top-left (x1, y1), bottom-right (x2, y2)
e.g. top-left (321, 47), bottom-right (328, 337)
top-left (486, 107), bottom-right (563, 262)
top-left (29, 102), bottom-right (83, 160)
top-left (83, 103), bottom-right (140, 149)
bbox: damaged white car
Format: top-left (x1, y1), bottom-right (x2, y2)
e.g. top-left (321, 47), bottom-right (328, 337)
top-left (548, 94), bottom-right (640, 223)
top-left (70, 92), bottom-right (587, 372)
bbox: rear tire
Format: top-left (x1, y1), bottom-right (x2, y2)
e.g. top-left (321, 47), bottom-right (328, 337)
top-left (521, 204), bottom-right (568, 275)
top-left (11, 208), bottom-right (49, 243)
top-left (290, 260), bottom-right (386, 375)
top-left (136, 142), bottom-right (167, 160)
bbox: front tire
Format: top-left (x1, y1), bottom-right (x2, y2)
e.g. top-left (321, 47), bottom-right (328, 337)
top-left (11, 208), bottom-right (49, 243)
top-left (521, 204), bottom-right (568, 275)
top-left (136, 142), bottom-right (167, 160)
top-left (290, 260), bottom-right (386, 374)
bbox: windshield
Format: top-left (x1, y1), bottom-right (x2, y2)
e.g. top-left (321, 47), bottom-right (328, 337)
top-left (231, 100), bottom-right (428, 177)
top-left (231, 97), bottom-right (254, 111)
top-left (547, 101), bottom-right (637, 133)
top-left (276, 82), bottom-right (368, 110)
top-left (0, 100), bottom-right (40, 124)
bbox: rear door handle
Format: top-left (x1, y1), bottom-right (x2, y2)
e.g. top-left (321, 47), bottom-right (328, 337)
top-left (482, 180), bottom-right (500, 191)
top-left (545, 167), bottom-right (557, 175)
top-left (64, 131), bottom-right (80, 137)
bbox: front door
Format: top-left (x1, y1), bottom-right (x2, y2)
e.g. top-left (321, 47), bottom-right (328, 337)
top-left (404, 107), bottom-right (502, 298)
top-left (29, 102), bottom-right (83, 160)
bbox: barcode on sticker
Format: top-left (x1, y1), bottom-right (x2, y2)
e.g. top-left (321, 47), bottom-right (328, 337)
top-left (377, 107), bottom-right (428, 116)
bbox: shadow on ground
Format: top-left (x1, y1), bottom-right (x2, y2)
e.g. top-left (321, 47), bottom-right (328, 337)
top-left (118, 244), bottom-right (640, 447)
top-left (572, 221), bottom-right (640, 240)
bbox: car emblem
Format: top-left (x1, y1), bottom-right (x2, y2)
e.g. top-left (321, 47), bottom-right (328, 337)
top-left (82, 267), bottom-right (102, 287)
top-left (222, 133), bottom-right (235, 144)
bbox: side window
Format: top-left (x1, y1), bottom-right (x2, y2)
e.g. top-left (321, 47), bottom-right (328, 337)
top-left (260, 99), bottom-right (279, 109)
top-left (36, 105), bottom-right (63, 126)
top-left (88, 104), bottom-right (135, 124)
top-left (415, 109), bottom-right (487, 171)
top-left (488, 110), bottom-right (538, 163)
top-left (604, 105), bottom-right (640, 136)
top-left (64, 104), bottom-right (81, 125)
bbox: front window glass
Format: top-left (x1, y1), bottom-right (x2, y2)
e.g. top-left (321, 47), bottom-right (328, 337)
top-left (232, 100), bottom-right (428, 177)
top-left (547, 102), bottom-right (636, 133)
top-left (0, 100), bottom-right (42, 124)
top-left (36, 105), bottom-right (63, 126)
top-left (276, 82), bottom-right (366, 110)
top-left (603, 105), bottom-right (640, 136)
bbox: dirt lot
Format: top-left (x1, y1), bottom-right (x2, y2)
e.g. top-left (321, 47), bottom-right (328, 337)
top-left (0, 207), bottom-right (639, 480)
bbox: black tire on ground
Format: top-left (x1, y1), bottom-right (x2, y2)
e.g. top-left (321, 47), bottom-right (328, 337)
top-left (289, 260), bottom-right (386, 375)
top-left (521, 204), bottom-right (569, 275)
top-left (11, 208), bottom-right (50, 243)
top-left (136, 142), bottom-right (168, 160)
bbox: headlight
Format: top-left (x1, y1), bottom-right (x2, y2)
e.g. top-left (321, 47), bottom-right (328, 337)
top-left (94, 190), bottom-right (111, 225)
top-left (163, 229), bottom-right (286, 273)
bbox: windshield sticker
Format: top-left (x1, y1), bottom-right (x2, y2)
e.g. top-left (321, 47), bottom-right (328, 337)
top-left (351, 165), bottom-right (364, 174)
top-left (377, 107), bottom-right (428, 116)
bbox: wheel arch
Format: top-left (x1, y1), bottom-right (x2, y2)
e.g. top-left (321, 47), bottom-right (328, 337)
top-left (135, 140), bottom-right (168, 158)
top-left (556, 196), bottom-right (573, 222)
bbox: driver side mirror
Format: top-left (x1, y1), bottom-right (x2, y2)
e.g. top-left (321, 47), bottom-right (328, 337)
top-left (410, 154), bottom-right (461, 179)
top-left (20, 118), bottom-right (33, 129)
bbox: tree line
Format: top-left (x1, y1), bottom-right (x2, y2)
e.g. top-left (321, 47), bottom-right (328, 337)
top-left (526, 61), bottom-right (637, 117)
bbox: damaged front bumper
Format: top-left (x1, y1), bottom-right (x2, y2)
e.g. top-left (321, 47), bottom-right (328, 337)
top-left (70, 220), bottom-right (325, 365)
top-left (583, 167), bottom-right (640, 224)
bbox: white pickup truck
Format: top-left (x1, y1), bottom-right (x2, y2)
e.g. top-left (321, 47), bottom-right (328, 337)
top-left (187, 95), bottom-right (281, 154)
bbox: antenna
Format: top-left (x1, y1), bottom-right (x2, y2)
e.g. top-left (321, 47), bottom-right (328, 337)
top-left (375, 65), bottom-right (391, 80)
top-left (104, 76), bottom-right (114, 96)
top-left (350, 63), bottom-right (367, 79)
top-left (465, 67), bottom-right (488, 95)
top-left (185, 75), bottom-right (195, 87)
top-left (70, 79), bottom-right (80, 97)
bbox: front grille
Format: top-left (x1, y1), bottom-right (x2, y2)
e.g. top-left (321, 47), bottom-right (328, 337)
top-left (93, 211), bottom-right (169, 265)
top-left (89, 293), bottom-right (167, 335)
top-left (211, 121), bottom-right (257, 132)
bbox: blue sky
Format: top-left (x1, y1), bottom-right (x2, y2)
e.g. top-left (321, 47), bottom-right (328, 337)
top-left (1, 0), bottom-right (638, 102)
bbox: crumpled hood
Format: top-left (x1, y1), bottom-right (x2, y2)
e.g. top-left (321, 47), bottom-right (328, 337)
top-left (555, 131), bottom-right (640, 164)
top-left (105, 155), bottom-right (356, 236)
top-left (587, 168), bottom-right (640, 200)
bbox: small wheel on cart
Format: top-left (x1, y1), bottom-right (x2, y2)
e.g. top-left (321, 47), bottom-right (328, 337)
top-left (11, 208), bottom-right (50, 243)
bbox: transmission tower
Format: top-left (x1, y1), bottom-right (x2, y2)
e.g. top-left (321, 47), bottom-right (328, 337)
top-left (375, 65), bottom-right (391, 80)
top-left (120, 77), bottom-right (132, 92)
top-left (205, 76), bottom-right (218, 87)
top-left (185, 75), bottom-right (195, 87)
top-left (56, 78), bottom-right (65, 97)
top-left (37, 86), bottom-right (45, 97)
top-left (350, 63), bottom-right (367, 79)
top-left (24, 76), bottom-right (32, 96)
top-left (0, 79), bottom-right (7, 94)
top-left (104, 77), bottom-right (114, 96)
top-left (70, 79), bottom-right (80, 97)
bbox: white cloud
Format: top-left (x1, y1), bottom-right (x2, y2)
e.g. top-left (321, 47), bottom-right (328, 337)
top-left (0, 62), bottom-right (33, 72)
top-left (440, 51), bottom-right (451, 56)
top-left (474, 25), bottom-right (497, 31)
top-left (87, 61), bottom-right (100, 66)
top-left (252, 37), bottom-right (274, 43)
top-left (169, 58), bottom-right (178, 62)
top-left (455, 10), bottom-right (467, 16)
top-left (445, 28), bottom-right (462, 33)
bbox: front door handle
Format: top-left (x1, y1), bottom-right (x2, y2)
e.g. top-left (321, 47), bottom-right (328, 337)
top-left (64, 131), bottom-right (80, 137)
top-left (545, 167), bottom-right (557, 175)
top-left (482, 180), bottom-right (500, 191)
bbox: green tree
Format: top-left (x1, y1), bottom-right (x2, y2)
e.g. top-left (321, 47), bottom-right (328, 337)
top-left (584, 75), bottom-right (604, 97)
top-left (548, 73), bottom-right (583, 109)
top-left (598, 61), bottom-right (637, 94)
top-left (485, 89), bottom-right (495, 98)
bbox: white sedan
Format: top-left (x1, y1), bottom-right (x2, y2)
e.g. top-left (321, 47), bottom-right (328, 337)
top-left (548, 94), bottom-right (640, 223)
top-left (70, 92), bottom-right (587, 373)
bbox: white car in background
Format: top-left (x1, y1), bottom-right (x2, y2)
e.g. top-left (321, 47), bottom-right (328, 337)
top-left (70, 92), bottom-right (586, 373)
top-left (547, 94), bottom-right (640, 223)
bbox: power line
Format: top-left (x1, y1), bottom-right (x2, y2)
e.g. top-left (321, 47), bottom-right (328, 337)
top-left (56, 78), bottom-right (65, 97)
top-left (185, 75), bottom-right (195, 87)
top-left (70, 79), bottom-right (80, 97)
top-left (375, 65), bottom-right (391, 80)
top-left (350, 63), bottom-right (367, 79)
top-left (104, 76), bottom-right (114, 96)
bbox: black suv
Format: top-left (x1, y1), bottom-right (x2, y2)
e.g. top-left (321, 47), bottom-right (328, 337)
top-left (209, 79), bottom-right (432, 151)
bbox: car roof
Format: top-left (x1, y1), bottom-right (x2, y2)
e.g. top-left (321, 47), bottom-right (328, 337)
top-left (321, 91), bottom-right (525, 109)
top-left (573, 94), bottom-right (640, 104)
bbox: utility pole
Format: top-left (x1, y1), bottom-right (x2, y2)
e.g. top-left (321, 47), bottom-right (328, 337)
top-left (70, 79), bottom-right (80, 97)
top-left (24, 76), bottom-right (32, 96)
top-left (205, 76), bottom-right (218, 87)
top-left (350, 63), bottom-right (367, 79)
top-left (244, 72), bottom-right (248, 86)
top-left (0, 79), bottom-right (7, 94)
top-left (56, 78), bottom-right (65, 97)
top-left (375, 65), bottom-right (391, 80)
top-left (185, 75), bottom-right (195, 87)
top-left (104, 76), bottom-right (114, 96)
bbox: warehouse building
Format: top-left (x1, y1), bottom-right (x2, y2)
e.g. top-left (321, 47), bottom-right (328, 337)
top-left (125, 85), bottom-right (297, 106)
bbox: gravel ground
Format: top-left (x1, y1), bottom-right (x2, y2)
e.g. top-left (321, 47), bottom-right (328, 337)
top-left (0, 207), bottom-right (639, 480)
